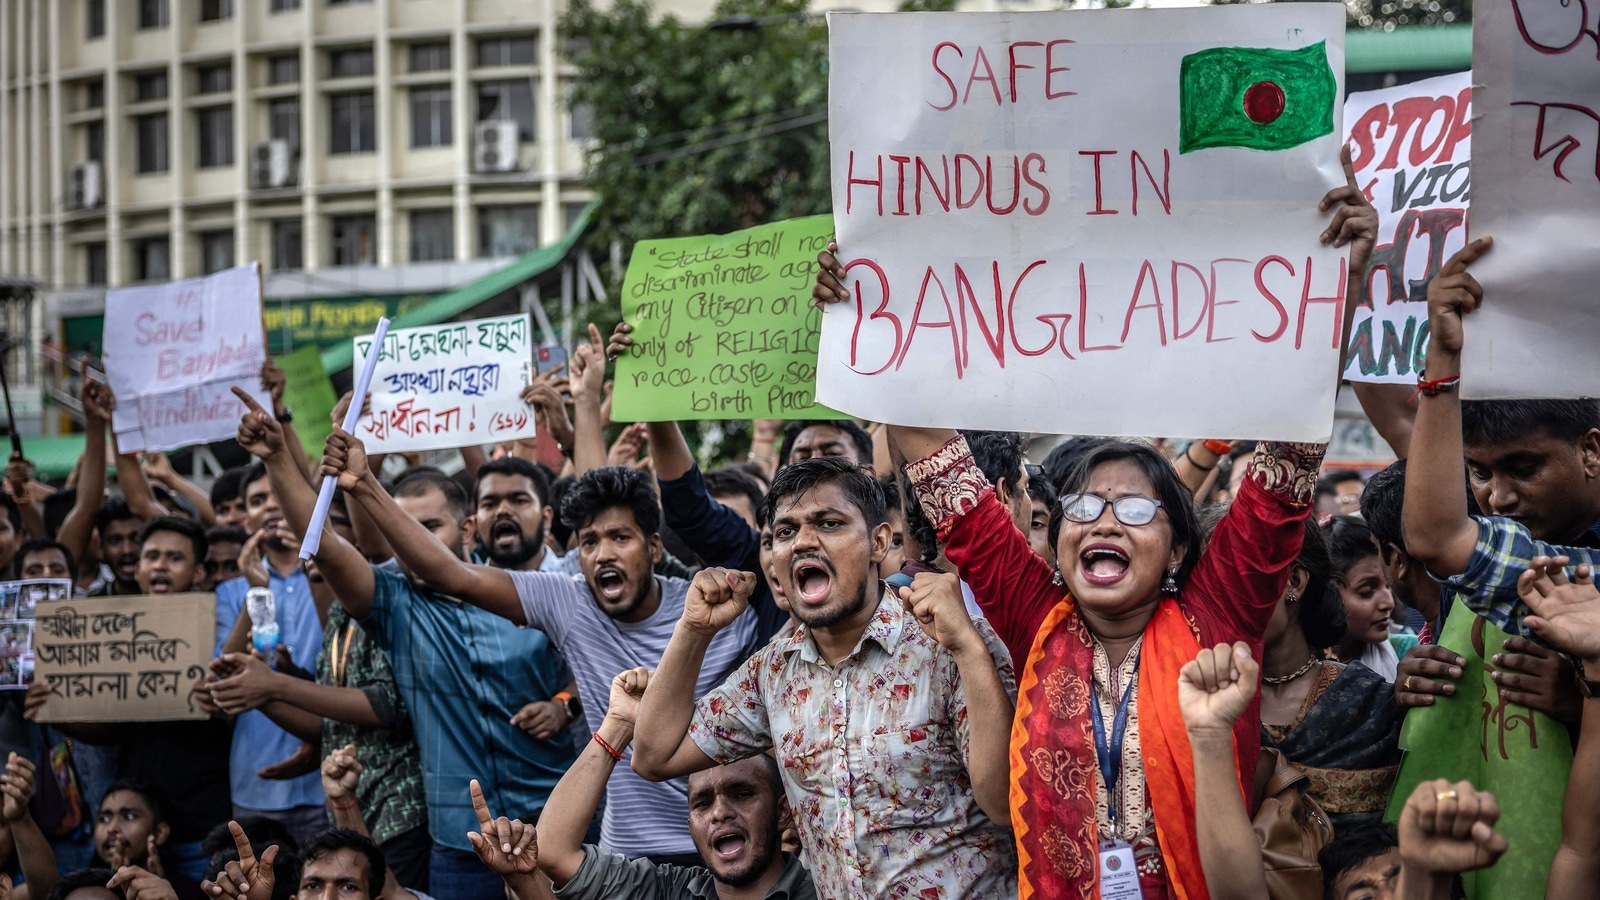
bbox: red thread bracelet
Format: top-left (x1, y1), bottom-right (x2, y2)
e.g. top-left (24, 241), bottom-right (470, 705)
top-left (593, 732), bottom-right (624, 762)
top-left (1411, 373), bottom-right (1461, 401)
top-left (1203, 439), bottom-right (1234, 457)
top-left (329, 799), bottom-right (359, 811)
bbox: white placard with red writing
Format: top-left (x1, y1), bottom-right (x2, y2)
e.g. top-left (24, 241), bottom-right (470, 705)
top-left (101, 265), bottom-right (271, 453)
top-left (821, 6), bottom-right (1348, 440)
top-left (353, 313), bottom-right (537, 454)
top-left (1342, 72), bottom-right (1472, 385)
top-left (1463, 0), bottom-right (1600, 399)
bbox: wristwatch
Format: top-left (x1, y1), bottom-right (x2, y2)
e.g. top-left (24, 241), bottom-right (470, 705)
top-left (554, 691), bottom-right (582, 722)
top-left (275, 407), bottom-right (294, 424)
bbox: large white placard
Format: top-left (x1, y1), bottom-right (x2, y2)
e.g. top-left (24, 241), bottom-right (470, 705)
top-left (101, 265), bottom-right (270, 453)
top-left (353, 314), bottom-right (538, 454)
top-left (1464, 0), bottom-right (1600, 399)
top-left (821, 6), bottom-right (1349, 440)
top-left (1342, 72), bottom-right (1472, 385)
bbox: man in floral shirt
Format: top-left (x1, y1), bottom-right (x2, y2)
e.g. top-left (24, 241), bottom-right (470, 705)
top-left (632, 457), bottom-right (1018, 899)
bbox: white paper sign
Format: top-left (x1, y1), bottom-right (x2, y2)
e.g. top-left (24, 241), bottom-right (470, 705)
top-left (353, 314), bottom-right (538, 454)
top-left (1342, 72), bottom-right (1472, 385)
top-left (1464, 0), bottom-right (1600, 399)
top-left (820, 6), bottom-right (1348, 440)
top-left (101, 265), bottom-right (271, 453)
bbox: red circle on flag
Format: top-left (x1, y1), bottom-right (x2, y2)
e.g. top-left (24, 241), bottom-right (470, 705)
top-left (1243, 81), bottom-right (1286, 125)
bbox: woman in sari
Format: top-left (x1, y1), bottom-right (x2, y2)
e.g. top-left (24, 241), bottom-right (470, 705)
top-left (1324, 515), bottom-right (1402, 681)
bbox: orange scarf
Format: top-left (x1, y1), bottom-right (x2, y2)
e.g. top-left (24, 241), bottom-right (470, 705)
top-left (1011, 595), bottom-right (1247, 900)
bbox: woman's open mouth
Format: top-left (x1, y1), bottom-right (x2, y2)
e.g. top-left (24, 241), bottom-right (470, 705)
top-left (1080, 543), bottom-right (1131, 586)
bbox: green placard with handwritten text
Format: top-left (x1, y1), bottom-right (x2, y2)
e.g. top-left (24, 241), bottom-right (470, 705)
top-left (612, 216), bottom-right (844, 422)
top-left (277, 344), bottom-right (338, 454)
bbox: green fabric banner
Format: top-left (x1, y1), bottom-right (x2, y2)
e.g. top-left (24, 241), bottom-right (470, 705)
top-left (277, 344), bottom-right (338, 456)
top-left (611, 216), bottom-right (844, 422)
top-left (1386, 611), bottom-right (1571, 898)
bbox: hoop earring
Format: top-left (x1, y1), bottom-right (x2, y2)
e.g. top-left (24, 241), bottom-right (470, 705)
top-left (1162, 565), bottom-right (1180, 595)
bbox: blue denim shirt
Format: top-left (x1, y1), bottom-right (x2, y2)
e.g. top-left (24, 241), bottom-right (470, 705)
top-left (362, 568), bottom-right (576, 852)
top-left (214, 569), bottom-right (326, 811)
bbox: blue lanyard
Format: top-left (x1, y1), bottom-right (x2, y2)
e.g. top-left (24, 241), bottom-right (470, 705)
top-left (1090, 649), bottom-right (1140, 824)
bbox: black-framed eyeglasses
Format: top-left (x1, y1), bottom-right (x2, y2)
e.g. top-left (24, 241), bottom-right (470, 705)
top-left (1059, 493), bottom-right (1164, 527)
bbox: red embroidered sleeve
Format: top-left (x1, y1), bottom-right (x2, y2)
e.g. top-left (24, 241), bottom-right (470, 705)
top-left (903, 434), bottom-right (993, 533)
top-left (1246, 441), bottom-right (1327, 508)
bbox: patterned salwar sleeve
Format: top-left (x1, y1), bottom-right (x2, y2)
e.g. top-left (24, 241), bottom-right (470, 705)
top-left (906, 434), bottom-right (1063, 668)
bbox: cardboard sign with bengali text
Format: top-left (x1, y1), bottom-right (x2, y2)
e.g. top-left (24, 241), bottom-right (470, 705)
top-left (612, 216), bottom-right (844, 421)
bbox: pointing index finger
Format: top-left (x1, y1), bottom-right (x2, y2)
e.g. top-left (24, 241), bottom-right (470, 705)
top-left (470, 779), bottom-right (494, 831)
top-left (231, 386), bottom-right (268, 416)
top-left (1340, 142), bottom-right (1356, 185)
top-left (227, 821), bottom-right (255, 868)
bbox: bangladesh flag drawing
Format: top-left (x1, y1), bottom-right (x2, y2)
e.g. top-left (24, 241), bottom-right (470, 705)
top-left (1179, 42), bottom-right (1336, 153)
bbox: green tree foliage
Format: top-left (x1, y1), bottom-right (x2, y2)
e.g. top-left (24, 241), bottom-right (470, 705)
top-left (1210, 0), bottom-right (1470, 30)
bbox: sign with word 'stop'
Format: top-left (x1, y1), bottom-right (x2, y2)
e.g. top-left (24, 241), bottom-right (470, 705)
top-left (1464, 0), bottom-right (1600, 399)
top-left (1342, 72), bottom-right (1472, 385)
top-left (613, 216), bottom-right (844, 422)
top-left (33, 593), bottom-right (215, 723)
top-left (353, 313), bottom-right (538, 454)
top-left (101, 265), bottom-right (272, 453)
top-left (822, 6), bottom-right (1348, 440)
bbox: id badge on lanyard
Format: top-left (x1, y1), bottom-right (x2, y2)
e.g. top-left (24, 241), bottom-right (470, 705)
top-left (1097, 838), bottom-right (1142, 899)
top-left (1094, 650), bottom-right (1144, 899)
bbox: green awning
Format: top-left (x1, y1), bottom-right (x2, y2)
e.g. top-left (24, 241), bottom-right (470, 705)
top-left (17, 434), bottom-right (97, 480)
top-left (1347, 24), bottom-right (1471, 74)
top-left (319, 202), bottom-right (597, 374)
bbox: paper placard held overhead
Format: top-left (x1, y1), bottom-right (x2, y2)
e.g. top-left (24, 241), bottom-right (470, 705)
top-left (821, 6), bottom-right (1349, 440)
top-left (353, 314), bottom-right (539, 454)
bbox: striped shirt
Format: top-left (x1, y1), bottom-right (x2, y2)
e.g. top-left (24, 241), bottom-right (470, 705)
top-left (511, 571), bottom-right (761, 858)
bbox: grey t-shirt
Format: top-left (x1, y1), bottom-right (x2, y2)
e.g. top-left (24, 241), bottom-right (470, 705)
top-left (554, 846), bottom-right (816, 900)
top-left (510, 571), bottom-right (760, 857)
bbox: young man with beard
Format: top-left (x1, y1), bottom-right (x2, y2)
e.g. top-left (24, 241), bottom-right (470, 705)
top-left (90, 502), bottom-right (146, 597)
top-left (631, 458), bottom-right (1018, 899)
top-left (471, 458), bottom-right (562, 573)
top-left (317, 428), bottom-right (769, 864)
top-left (471, 668), bottom-right (815, 900)
top-left (238, 399), bottom-right (575, 900)
top-left (210, 464), bottom-right (326, 846)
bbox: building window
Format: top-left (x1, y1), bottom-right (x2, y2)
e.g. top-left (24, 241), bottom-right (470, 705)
top-left (84, 80), bottom-right (104, 109)
top-left (477, 81), bottom-right (534, 142)
top-left (329, 92), bottom-right (376, 154)
top-left (269, 98), bottom-right (301, 150)
top-left (138, 0), bottom-right (169, 29)
top-left (328, 47), bottom-right (374, 78)
top-left (86, 0), bottom-right (106, 39)
top-left (197, 107), bottom-right (234, 168)
top-left (326, 0), bottom-right (372, 5)
top-left (563, 202), bottom-right (588, 234)
top-left (134, 237), bottom-right (171, 282)
top-left (410, 210), bottom-right (454, 262)
top-left (569, 95), bottom-right (594, 140)
top-left (272, 219), bottom-right (303, 271)
top-left (478, 205), bottom-right (538, 258)
top-left (331, 215), bottom-right (377, 267)
top-left (85, 122), bottom-right (105, 162)
top-left (270, 0), bottom-right (301, 11)
top-left (197, 64), bottom-right (232, 95)
top-left (135, 72), bottom-right (169, 102)
top-left (84, 244), bottom-right (108, 286)
top-left (268, 55), bottom-right (301, 85)
top-left (136, 114), bottom-right (169, 173)
top-left (409, 87), bottom-right (452, 148)
top-left (199, 0), bottom-right (233, 21)
top-left (476, 37), bottom-right (535, 67)
top-left (199, 231), bottom-right (234, 274)
top-left (410, 42), bottom-right (451, 72)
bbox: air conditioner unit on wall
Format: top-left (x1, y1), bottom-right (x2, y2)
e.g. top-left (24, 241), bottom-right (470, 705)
top-left (67, 161), bottom-right (103, 210)
top-left (473, 120), bottom-right (521, 173)
top-left (250, 139), bottom-right (294, 189)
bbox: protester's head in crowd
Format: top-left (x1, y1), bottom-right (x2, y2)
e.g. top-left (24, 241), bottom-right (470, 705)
top-left (705, 466), bottom-right (766, 531)
top-left (241, 462), bottom-right (291, 552)
top-left (14, 537), bottom-right (74, 581)
top-left (45, 868), bottom-right (120, 900)
top-left (1358, 460), bottom-right (1438, 616)
top-left (686, 755), bottom-right (792, 890)
top-left (472, 455), bottom-right (554, 569)
top-left (203, 526), bottom-right (248, 592)
top-left (1025, 465), bottom-right (1054, 561)
top-left (1323, 516), bottom-right (1394, 657)
top-left (151, 483), bottom-right (196, 522)
top-left (1271, 519), bottom-right (1347, 657)
top-left (962, 430), bottom-right (1030, 535)
top-left (561, 466), bottom-right (663, 621)
top-left (392, 468), bottom-right (472, 572)
top-left (297, 828), bottom-right (386, 900)
top-left (1316, 470), bottom-right (1366, 519)
top-left (136, 516), bottom-right (207, 595)
top-left (546, 475), bottom-right (576, 553)
top-left (756, 510), bottom-right (788, 614)
top-left (764, 457), bottom-right (889, 630)
top-left (1039, 435), bottom-right (1109, 492)
top-left (778, 421), bottom-right (873, 468)
top-left (96, 498), bottom-right (145, 591)
top-left (1317, 823), bottom-right (1399, 900)
top-left (1049, 441), bottom-right (1200, 621)
top-left (876, 474), bottom-right (908, 580)
top-left (204, 818), bottom-right (299, 900)
top-left (93, 781), bottom-right (169, 869)
top-left (1461, 398), bottom-right (1600, 543)
top-left (210, 466), bottom-right (250, 530)
top-left (724, 460), bottom-right (771, 493)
